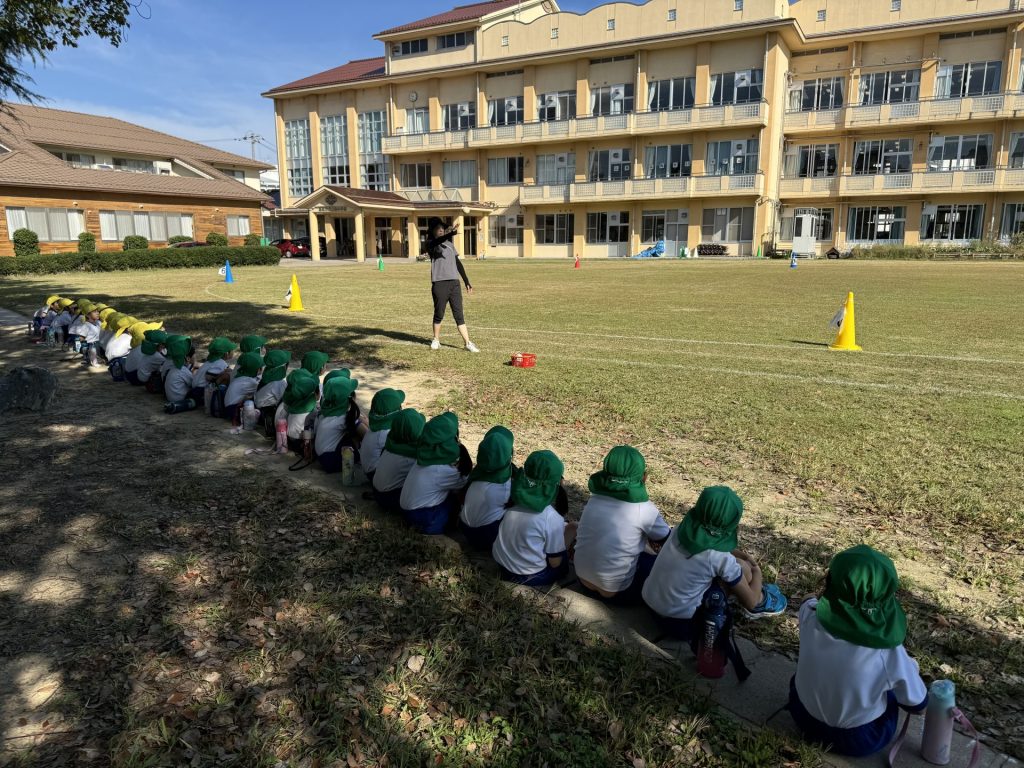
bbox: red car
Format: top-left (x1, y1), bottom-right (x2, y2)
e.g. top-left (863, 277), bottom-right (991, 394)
top-left (271, 238), bottom-right (309, 258)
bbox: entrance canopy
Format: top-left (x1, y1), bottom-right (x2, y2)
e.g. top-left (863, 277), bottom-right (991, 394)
top-left (274, 186), bottom-right (494, 261)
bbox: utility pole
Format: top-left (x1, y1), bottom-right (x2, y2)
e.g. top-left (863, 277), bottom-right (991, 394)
top-left (239, 132), bottom-right (264, 160)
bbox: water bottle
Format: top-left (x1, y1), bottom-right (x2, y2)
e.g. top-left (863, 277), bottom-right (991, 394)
top-left (26, 321), bottom-right (34, 337)
top-left (71, 337), bottom-right (81, 353)
top-left (922, 679), bottom-right (956, 765)
top-left (164, 399), bottom-right (197, 414)
top-left (45, 327), bottom-right (56, 347)
top-left (301, 429), bottom-right (313, 461)
top-left (275, 418), bottom-right (288, 453)
top-left (341, 446), bottom-right (355, 486)
top-left (696, 587), bottom-right (728, 679)
top-left (204, 384), bottom-right (214, 415)
top-left (241, 400), bottom-right (258, 431)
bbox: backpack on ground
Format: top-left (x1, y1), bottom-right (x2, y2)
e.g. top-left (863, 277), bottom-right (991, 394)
top-left (108, 357), bottom-right (126, 382)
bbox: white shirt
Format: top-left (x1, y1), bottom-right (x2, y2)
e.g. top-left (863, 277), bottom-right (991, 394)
top-left (255, 379), bottom-right (287, 408)
top-left (79, 320), bottom-right (101, 344)
top-left (193, 358), bottom-right (228, 387)
top-left (642, 534), bottom-right (743, 619)
top-left (105, 333), bottom-right (131, 360)
top-left (52, 313), bottom-right (75, 329)
top-left (459, 479), bottom-right (511, 528)
top-left (159, 356), bottom-right (177, 379)
top-left (359, 429), bottom-right (389, 474)
top-left (795, 598), bottom-right (927, 729)
top-left (314, 413), bottom-right (347, 455)
top-left (137, 352), bottom-right (165, 383)
top-left (68, 317), bottom-right (88, 336)
top-left (400, 463), bottom-right (468, 510)
top-left (574, 496), bottom-right (671, 593)
top-left (164, 366), bottom-right (195, 403)
top-left (273, 403), bottom-right (312, 440)
top-left (373, 451), bottom-right (416, 493)
top-left (124, 345), bottom-right (144, 373)
top-left (492, 505), bottom-right (567, 576)
top-left (98, 329), bottom-right (113, 349)
top-left (224, 375), bottom-right (260, 407)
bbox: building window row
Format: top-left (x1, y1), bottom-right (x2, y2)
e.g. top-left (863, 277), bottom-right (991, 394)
top-left (394, 31), bottom-right (474, 57)
top-left (5, 206), bottom-right (85, 242)
top-left (284, 118), bottom-right (313, 198)
top-left (784, 134), bottom-right (999, 178)
top-left (320, 114), bottom-right (350, 186)
top-left (99, 210), bottom-right (194, 242)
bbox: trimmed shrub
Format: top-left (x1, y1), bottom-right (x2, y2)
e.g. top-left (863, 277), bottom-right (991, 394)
top-left (697, 243), bottom-right (728, 256)
top-left (243, 233), bottom-right (261, 247)
top-left (77, 232), bottom-right (97, 254)
top-left (12, 228), bottom-right (40, 258)
top-left (123, 235), bottom-right (149, 251)
top-left (167, 235), bottom-right (192, 245)
top-left (205, 231), bottom-right (229, 246)
top-left (0, 246), bottom-right (280, 275)
top-left (849, 244), bottom-right (1024, 260)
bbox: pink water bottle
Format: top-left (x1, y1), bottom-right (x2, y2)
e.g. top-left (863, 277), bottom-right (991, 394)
top-left (275, 418), bottom-right (288, 453)
top-left (921, 679), bottom-right (955, 764)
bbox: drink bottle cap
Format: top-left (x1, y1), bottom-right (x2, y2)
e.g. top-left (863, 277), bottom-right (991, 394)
top-left (930, 679), bottom-right (956, 706)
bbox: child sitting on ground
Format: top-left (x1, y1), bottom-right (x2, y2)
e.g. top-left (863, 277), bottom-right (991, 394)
top-left (239, 335), bottom-right (267, 357)
top-left (314, 375), bottom-right (360, 473)
top-left (33, 295), bottom-right (61, 335)
top-left (223, 352), bottom-right (263, 423)
top-left (274, 369), bottom-right (319, 454)
top-left (573, 446), bottom-right (671, 605)
top-left (103, 315), bottom-right (135, 365)
top-left (163, 335), bottom-right (196, 408)
top-left (458, 425), bottom-right (515, 550)
top-left (400, 412), bottom-right (472, 534)
top-left (66, 300), bottom-right (92, 350)
top-left (360, 388), bottom-right (405, 483)
top-left (642, 486), bottom-right (786, 641)
top-left (74, 304), bottom-right (105, 367)
top-left (50, 299), bottom-right (78, 345)
top-left (254, 349), bottom-right (291, 430)
top-left (491, 449), bottom-right (577, 587)
top-left (137, 329), bottom-right (170, 391)
top-left (96, 308), bottom-right (117, 352)
top-left (124, 322), bottom-right (155, 385)
top-left (190, 337), bottom-right (238, 401)
top-left (372, 408), bottom-right (426, 514)
top-left (790, 545), bottom-right (927, 757)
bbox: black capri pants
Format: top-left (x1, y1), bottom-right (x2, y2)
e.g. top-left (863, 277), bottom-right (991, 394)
top-left (431, 279), bottom-right (465, 325)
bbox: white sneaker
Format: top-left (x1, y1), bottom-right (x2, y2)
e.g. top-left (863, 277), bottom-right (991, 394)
top-left (430, 338), bottom-right (441, 351)
top-left (465, 341), bottom-right (480, 353)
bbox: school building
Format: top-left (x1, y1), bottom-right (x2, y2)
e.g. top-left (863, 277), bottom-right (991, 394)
top-left (262, 0), bottom-right (1024, 260)
top-left (0, 104), bottom-right (271, 257)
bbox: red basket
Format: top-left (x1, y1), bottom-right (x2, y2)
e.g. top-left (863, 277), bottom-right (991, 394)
top-left (511, 352), bottom-right (537, 368)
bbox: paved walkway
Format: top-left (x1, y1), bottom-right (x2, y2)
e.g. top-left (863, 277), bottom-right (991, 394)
top-left (1, 306), bottom-right (1014, 768)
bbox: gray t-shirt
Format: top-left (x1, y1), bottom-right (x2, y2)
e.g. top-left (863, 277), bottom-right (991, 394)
top-left (430, 240), bottom-right (461, 283)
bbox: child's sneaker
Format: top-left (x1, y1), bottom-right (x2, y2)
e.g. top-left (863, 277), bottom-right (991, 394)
top-left (465, 341), bottom-right (480, 353)
top-left (742, 583), bottom-right (787, 619)
top-left (429, 338), bottom-right (441, 351)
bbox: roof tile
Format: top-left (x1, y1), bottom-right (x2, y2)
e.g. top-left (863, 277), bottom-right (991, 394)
top-left (377, 0), bottom-right (523, 36)
top-left (264, 57), bottom-right (387, 95)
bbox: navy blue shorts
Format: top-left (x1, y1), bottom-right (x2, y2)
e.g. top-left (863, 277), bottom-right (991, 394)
top-left (788, 677), bottom-right (899, 757)
top-left (579, 551), bottom-right (658, 606)
top-left (403, 495), bottom-right (455, 535)
top-left (373, 486), bottom-right (402, 514)
top-left (125, 369), bottom-right (142, 386)
top-left (459, 518), bottom-right (502, 551)
top-left (500, 550), bottom-right (569, 587)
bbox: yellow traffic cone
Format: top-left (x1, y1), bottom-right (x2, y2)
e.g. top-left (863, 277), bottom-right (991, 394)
top-left (288, 274), bottom-right (304, 312)
top-left (829, 291), bottom-right (862, 351)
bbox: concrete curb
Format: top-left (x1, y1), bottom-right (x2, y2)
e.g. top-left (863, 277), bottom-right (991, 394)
top-left (2, 306), bottom-right (1015, 768)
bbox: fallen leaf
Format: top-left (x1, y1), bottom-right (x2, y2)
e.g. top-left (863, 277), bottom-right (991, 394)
top-left (291, 650), bottom-right (306, 662)
top-left (609, 720), bottom-right (623, 739)
top-left (380, 705), bottom-right (394, 716)
top-left (466, 743), bottom-right (477, 753)
top-left (407, 655), bottom-right (425, 673)
top-left (407, 693), bottom-right (423, 709)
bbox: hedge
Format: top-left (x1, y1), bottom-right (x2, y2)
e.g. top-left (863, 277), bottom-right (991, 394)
top-left (205, 232), bottom-right (229, 246)
top-left (850, 243), bottom-right (1024, 260)
top-left (123, 235), bottom-right (149, 250)
top-left (0, 246), bottom-right (281, 275)
top-left (12, 228), bottom-right (40, 258)
top-left (77, 232), bottom-right (97, 254)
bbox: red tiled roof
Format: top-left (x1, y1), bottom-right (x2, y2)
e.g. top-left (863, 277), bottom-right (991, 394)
top-left (264, 57), bottom-right (386, 96)
top-left (376, 0), bottom-right (524, 36)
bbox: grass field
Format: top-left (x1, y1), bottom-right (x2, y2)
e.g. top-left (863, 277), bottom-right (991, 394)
top-left (2, 258), bottom-right (1023, 755)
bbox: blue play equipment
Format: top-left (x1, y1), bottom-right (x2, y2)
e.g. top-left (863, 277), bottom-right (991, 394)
top-left (632, 240), bottom-right (666, 259)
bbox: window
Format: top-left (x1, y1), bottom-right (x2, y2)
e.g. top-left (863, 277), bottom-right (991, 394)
top-left (551, 27), bottom-right (559, 39)
top-left (590, 84), bottom-right (635, 116)
top-left (442, 159), bottom-right (477, 187)
top-left (437, 31), bottom-right (473, 49)
top-left (891, 0), bottom-right (901, 9)
top-left (590, 54), bottom-right (635, 65)
top-left (221, 169), bottom-right (246, 181)
top-left (51, 151), bottom-right (95, 168)
top-left (358, 111), bottom-right (389, 191)
top-left (487, 156), bottom-right (524, 185)
top-left (400, 162), bottom-right (432, 188)
top-left (817, 9), bottom-right (826, 21)
top-left (227, 215), bottom-right (251, 237)
top-left (847, 206), bottom-right (906, 242)
top-left (5, 206), bottom-right (85, 242)
top-left (1010, 133), bottom-right (1024, 168)
top-left (488, 96), bottom-right (524, 126)
top-left (536, 153), bottom-right (576, 184)
top-left (859, 69), bottom-right (921, 105)
top-left (706, 139), bottom-right (759, 176)
top-left (320, 114), bottom-right (350, 186)
top-left (607, 18), bottom-right (616, 30)
top-left (406, 107), bottom-right (429, 134)
top-left (647, 77), bottom-right (696, 111)
top-left (927, 135), bottom-right (993, 171)
top-left (537, 91), bottom-right (576, 121)
top-left (734, 0), bottom-right (743, 9)
top-left (920, 204), bottom-right (984, 241)
top-left (489, 214), bottom-right (524, 245)
top-left (113, 157), bottom-right (155, 174)
top-left (852, 139), bottom-right (912, 175)
top-left (535, 213), bottom-right (574, 244)
top-left (394, 38), bottom-right (428, 56)
top-left (935, 61), bottom-right (1002, 99)
top-left (586, 211), bottom-right (630, 243)
top-left (97, 210), bottom-right (193, 242)
top-left (501, 35), bottom-right (509, 47)
top-left (701, 207), bottom-right (755, 242)
top-left (587, 148), bottom-right (632, 181)
top-left (284, 118), bottom-right (313, 198)
top-left (783, 144), bottom-right (839, 177)
top-left (644, 144), bottom-right (692, 178)
top-left (788, 77), bottom-right (845, 111)
top-left (1000, 203), bottom-right (1024, 239)
top-left (711, 69), bottom-right (763, 105)
top-left (442, 102), bottom-right (476, 131)
top-left (780, 208), bottom-right (835, 240)
top-left (667, 8), bottom-right (677, 20)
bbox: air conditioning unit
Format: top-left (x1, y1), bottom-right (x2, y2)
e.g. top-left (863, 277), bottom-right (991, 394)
top-left (609, 212), bottom-right (620, 224)
top-left (737, 70), bottom-right (751, 86)
top-left (556, 155), bottom-right (566, 163)
top-left (610, 150), bottom-right (623, 162)
top-left (504, 97), bottom-right (518, 111)
top-left (610, 87), bottom-right (624, 100)
top-left (458, 104), bottom-right (471, 117)
top-left (733, 142), bottom-right (746, 155)
top-left (544, 94), bottom-right (558, 107)
top-left (392, 44), bottom-right (401, 55)
top-left (506, 214), bottom-right (518, 224)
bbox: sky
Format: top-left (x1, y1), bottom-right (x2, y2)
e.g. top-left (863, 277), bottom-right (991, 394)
top-left (24, 0), bottom-right (600, 169)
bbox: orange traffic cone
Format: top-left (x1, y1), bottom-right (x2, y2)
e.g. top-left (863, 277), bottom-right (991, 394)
top-left (574, 254), bottom-right (580, 269)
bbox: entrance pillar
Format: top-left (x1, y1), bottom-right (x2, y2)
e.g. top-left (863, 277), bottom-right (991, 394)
top-left (353, 211), bottom-right (366, 263)
top-left (307, 210), bottom-right (321, 261)
top-left (407, 218), bottom-right (420, 259)
top-left (325, 217), bottom-right (338, 257)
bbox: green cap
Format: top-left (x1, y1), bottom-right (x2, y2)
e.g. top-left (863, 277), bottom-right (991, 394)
top-left (676, 486), bottom-right (742, 556)
top-left (239, 335), bottom-right (267, 354)
top-left (283, 369), bottom-right (318, 414)
top-left (301, 350), bottom-right (330, 377)
top-left (165, 335), bottom-right (192, 368)
top-left (320, 376), bottom-right (359, 417)
top-left (207, 337), bottom-right (238, 361)
top-left (416, 412), bottom-right (461, 467)
top-left (384, 408), bottom-right (426, 459)
top-left (511, 450), bottom-right (564, 513)
top-left (323, 368), bottom-right (351, 384)
top-left (235, 352), bottom-right (263, 379)
top-left (816, 545), bottom-right (908, 650)
top-left (468, 425), bottom-right (514, 484)
top-left (368, 388), bottom-right (405, 431)
top-left (260, 349), bottom-right (291, 385)
top-left (588, 446), bottom-right (649, 503)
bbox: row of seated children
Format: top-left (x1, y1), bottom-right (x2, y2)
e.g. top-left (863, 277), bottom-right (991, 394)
top-left (34, 295), bottom-right (930, 758)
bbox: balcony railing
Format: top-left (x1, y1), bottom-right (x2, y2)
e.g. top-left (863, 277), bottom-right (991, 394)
top-left (784, 92), bottom-right (1024, 131)
top-left (520, 173), bottom-right (763, 203)
top-left (779, 168), bottom-right (1021, 196)
top-left (383, 101), bottom-right (767, 153)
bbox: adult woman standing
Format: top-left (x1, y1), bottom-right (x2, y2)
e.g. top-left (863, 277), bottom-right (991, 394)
top-left (423, 217), bottom-right (479, 352)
